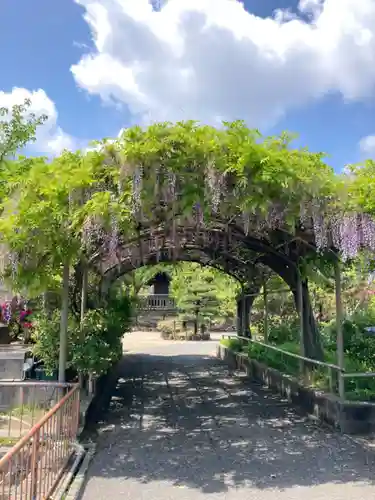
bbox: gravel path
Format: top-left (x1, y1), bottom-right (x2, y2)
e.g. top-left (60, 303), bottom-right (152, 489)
top-left (79, 331), bottom-right (375, 499)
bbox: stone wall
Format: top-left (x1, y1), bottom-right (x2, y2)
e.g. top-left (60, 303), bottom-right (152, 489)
top-left (0, 347), bottom-right (30, 380)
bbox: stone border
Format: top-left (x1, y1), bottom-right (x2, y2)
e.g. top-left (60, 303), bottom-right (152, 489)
top-left (217, 344), bottom-right (375, 435)
top-left (63, 444), bottom-right (96, 500)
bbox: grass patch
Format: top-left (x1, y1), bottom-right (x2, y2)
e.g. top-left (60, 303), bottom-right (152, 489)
top-left (0, 436), bottom-right (20, 447)
top-left (0, 405), bottom-right (47, 418)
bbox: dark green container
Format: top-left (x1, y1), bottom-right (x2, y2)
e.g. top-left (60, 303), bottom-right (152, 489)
top-left (34, 367), bottom-right (58, 381)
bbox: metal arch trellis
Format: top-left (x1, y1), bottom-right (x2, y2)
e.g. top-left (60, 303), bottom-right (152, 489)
top-left (90, 221), bottom-right (289, 283)
top-left (78, 152), bottom-right (357, 365)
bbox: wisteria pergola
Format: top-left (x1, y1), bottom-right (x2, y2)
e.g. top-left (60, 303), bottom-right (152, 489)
top-left (5, 121), bottom-right (375, 391)
top-left (78, 122), bottom-right (373, 366)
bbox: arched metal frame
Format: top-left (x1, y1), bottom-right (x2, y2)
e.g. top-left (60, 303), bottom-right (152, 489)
top-left (88, 219), bottom-right (324, 359)
top-left (90, 222), bottom-right (300, 291)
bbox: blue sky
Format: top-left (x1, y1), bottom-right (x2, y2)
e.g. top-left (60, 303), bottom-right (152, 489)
top-left (1, 0), bottom-right (375, 171)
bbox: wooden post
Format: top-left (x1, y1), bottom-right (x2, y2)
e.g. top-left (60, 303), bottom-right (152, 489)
top-left (58, 258), bottom-right (70, 383)
top-left (263, 278), bottom-right (269, 343)
top-left (334, 258), bottom-right (345, 400)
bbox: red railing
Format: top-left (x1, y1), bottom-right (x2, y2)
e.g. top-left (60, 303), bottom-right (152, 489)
top-left (0, 384), bottom-right (80, 499)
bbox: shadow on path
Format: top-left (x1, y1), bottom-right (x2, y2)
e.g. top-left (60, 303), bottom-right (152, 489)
top-left (80, 352), bottom-right (375, 499)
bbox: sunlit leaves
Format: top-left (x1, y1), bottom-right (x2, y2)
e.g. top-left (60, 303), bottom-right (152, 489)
top-left (0, 119), bottom-right (344, 296)
top-left (0, 99), bottom-right (47, 162)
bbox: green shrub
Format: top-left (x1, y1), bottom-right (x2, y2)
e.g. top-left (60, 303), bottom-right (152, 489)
top-left (220, 337), bottom-right (243, 352)
top-left (32, 295), bottom-right (133, 377)
top-left (267, 319), bottom-right (300, 345)
top-left (32, 311), bottom-right (76, 375)
top-left (246, 342), bottom-right (300, 376)
top-left (322, 308), bottom-right (375, 369)
top-left (71, 310), bottom-right (121, 377)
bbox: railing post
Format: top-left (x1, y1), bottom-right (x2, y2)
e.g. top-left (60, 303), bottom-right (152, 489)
top-left (75, 388), bottom-right (81, 435)
top-left (329, 366), bottom-right (334, 393)
top-left (334, 258), bottom-right (345, 401)
top-left (30, 429), bottom-right (40, 499)
top-left (263, 278), bottom-right (269, 343)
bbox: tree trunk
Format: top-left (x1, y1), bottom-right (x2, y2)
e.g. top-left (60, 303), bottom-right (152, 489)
top-left (236, 298), bottom-right (242, 336)
top-left (292, 279), bottom-right (324, 361)
top-left (242, 296), bottom-right (252, 337)
top-left (258, 256), bottom-right (324, 360)
top-left (194, 320), bottom-right (198, 336)
top-left (242, 283), bottom-right (263, 338)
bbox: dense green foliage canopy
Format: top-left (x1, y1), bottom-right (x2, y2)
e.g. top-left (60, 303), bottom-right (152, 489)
top-left (0, 120), bottom-right (343, 298)
top-left (2, 102), bottom-right (375, 378)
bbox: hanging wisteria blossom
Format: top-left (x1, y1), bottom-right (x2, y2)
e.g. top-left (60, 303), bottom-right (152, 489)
top-left (9, 252), bottom-right (18, 279)
top-left (312, 204), bottom-right (328, 251)
top-left (360, 214), bottom-right (375, 252)
top-left (330, 214), bottom-right (342, 251)
top-left (131, 166), bottom-right (143, 216)
top-left (82, 216), bottom-right (104, 249)
top-left (167, 172), bottom-right (176, 203)
top-left (106, 214), bottom-right (119, 261)
top-left (339, 215), bottom-right (359, 261)
top-left (193, 202), bottom-right (204, 225)
top-left (242, 211), bottom-right (250, 235)
top-left (267, 204), bottom-right (285, 230)
top-left (206, 164), bottom-right (224, 213)
top-left (299, 200), bottom-right (311, 229)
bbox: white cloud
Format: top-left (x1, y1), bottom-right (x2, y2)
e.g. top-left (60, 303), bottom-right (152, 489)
top-left (359, 135), bottom-right (375, 157)
top-left (71, 0), bottom-right (375, 128)
top-left (0, 88), bottom-right (77, 155)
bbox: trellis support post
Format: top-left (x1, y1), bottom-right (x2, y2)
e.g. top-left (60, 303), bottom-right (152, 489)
top-left (334, 258), bottom-right (345, 401)
top-left (297, 268), bottom-right (306, 379)
top-left (263, 276), bottom-right (269, 343)
top-left (58, 258), bottom-right (70, 383)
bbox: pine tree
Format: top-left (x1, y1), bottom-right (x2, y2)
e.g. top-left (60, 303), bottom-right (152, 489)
top-left (177, 277), bottom-right (220, 335)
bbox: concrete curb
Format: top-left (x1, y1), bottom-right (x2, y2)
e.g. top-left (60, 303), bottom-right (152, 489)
top-left (307, 412), bottom-right (375, 460)
top-left (52, 443), bottom-right (86, 500)
top-left (64, 444), bottom-right (96, 500)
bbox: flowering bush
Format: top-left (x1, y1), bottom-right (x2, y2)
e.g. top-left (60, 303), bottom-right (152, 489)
top-left (0, 299), bottom-right (33, 343)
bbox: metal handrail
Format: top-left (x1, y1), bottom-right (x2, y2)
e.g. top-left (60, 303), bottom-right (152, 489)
top-left (0, 383), bottom-right (80, 499)
top-left (0, 384), bottom-right (79, 470)
top-left (0, 380), bottom-right (75, 387)
top-left (342, 372), bottom-right (375, 379)
top-left (234, 336), bottom-right (375, 381)
top-left (140, 293), bottom-right (170, 297)
top-left (233, 336), bottom-right (343, 372)
top-left (222, 335), bottom-right (375, 401)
